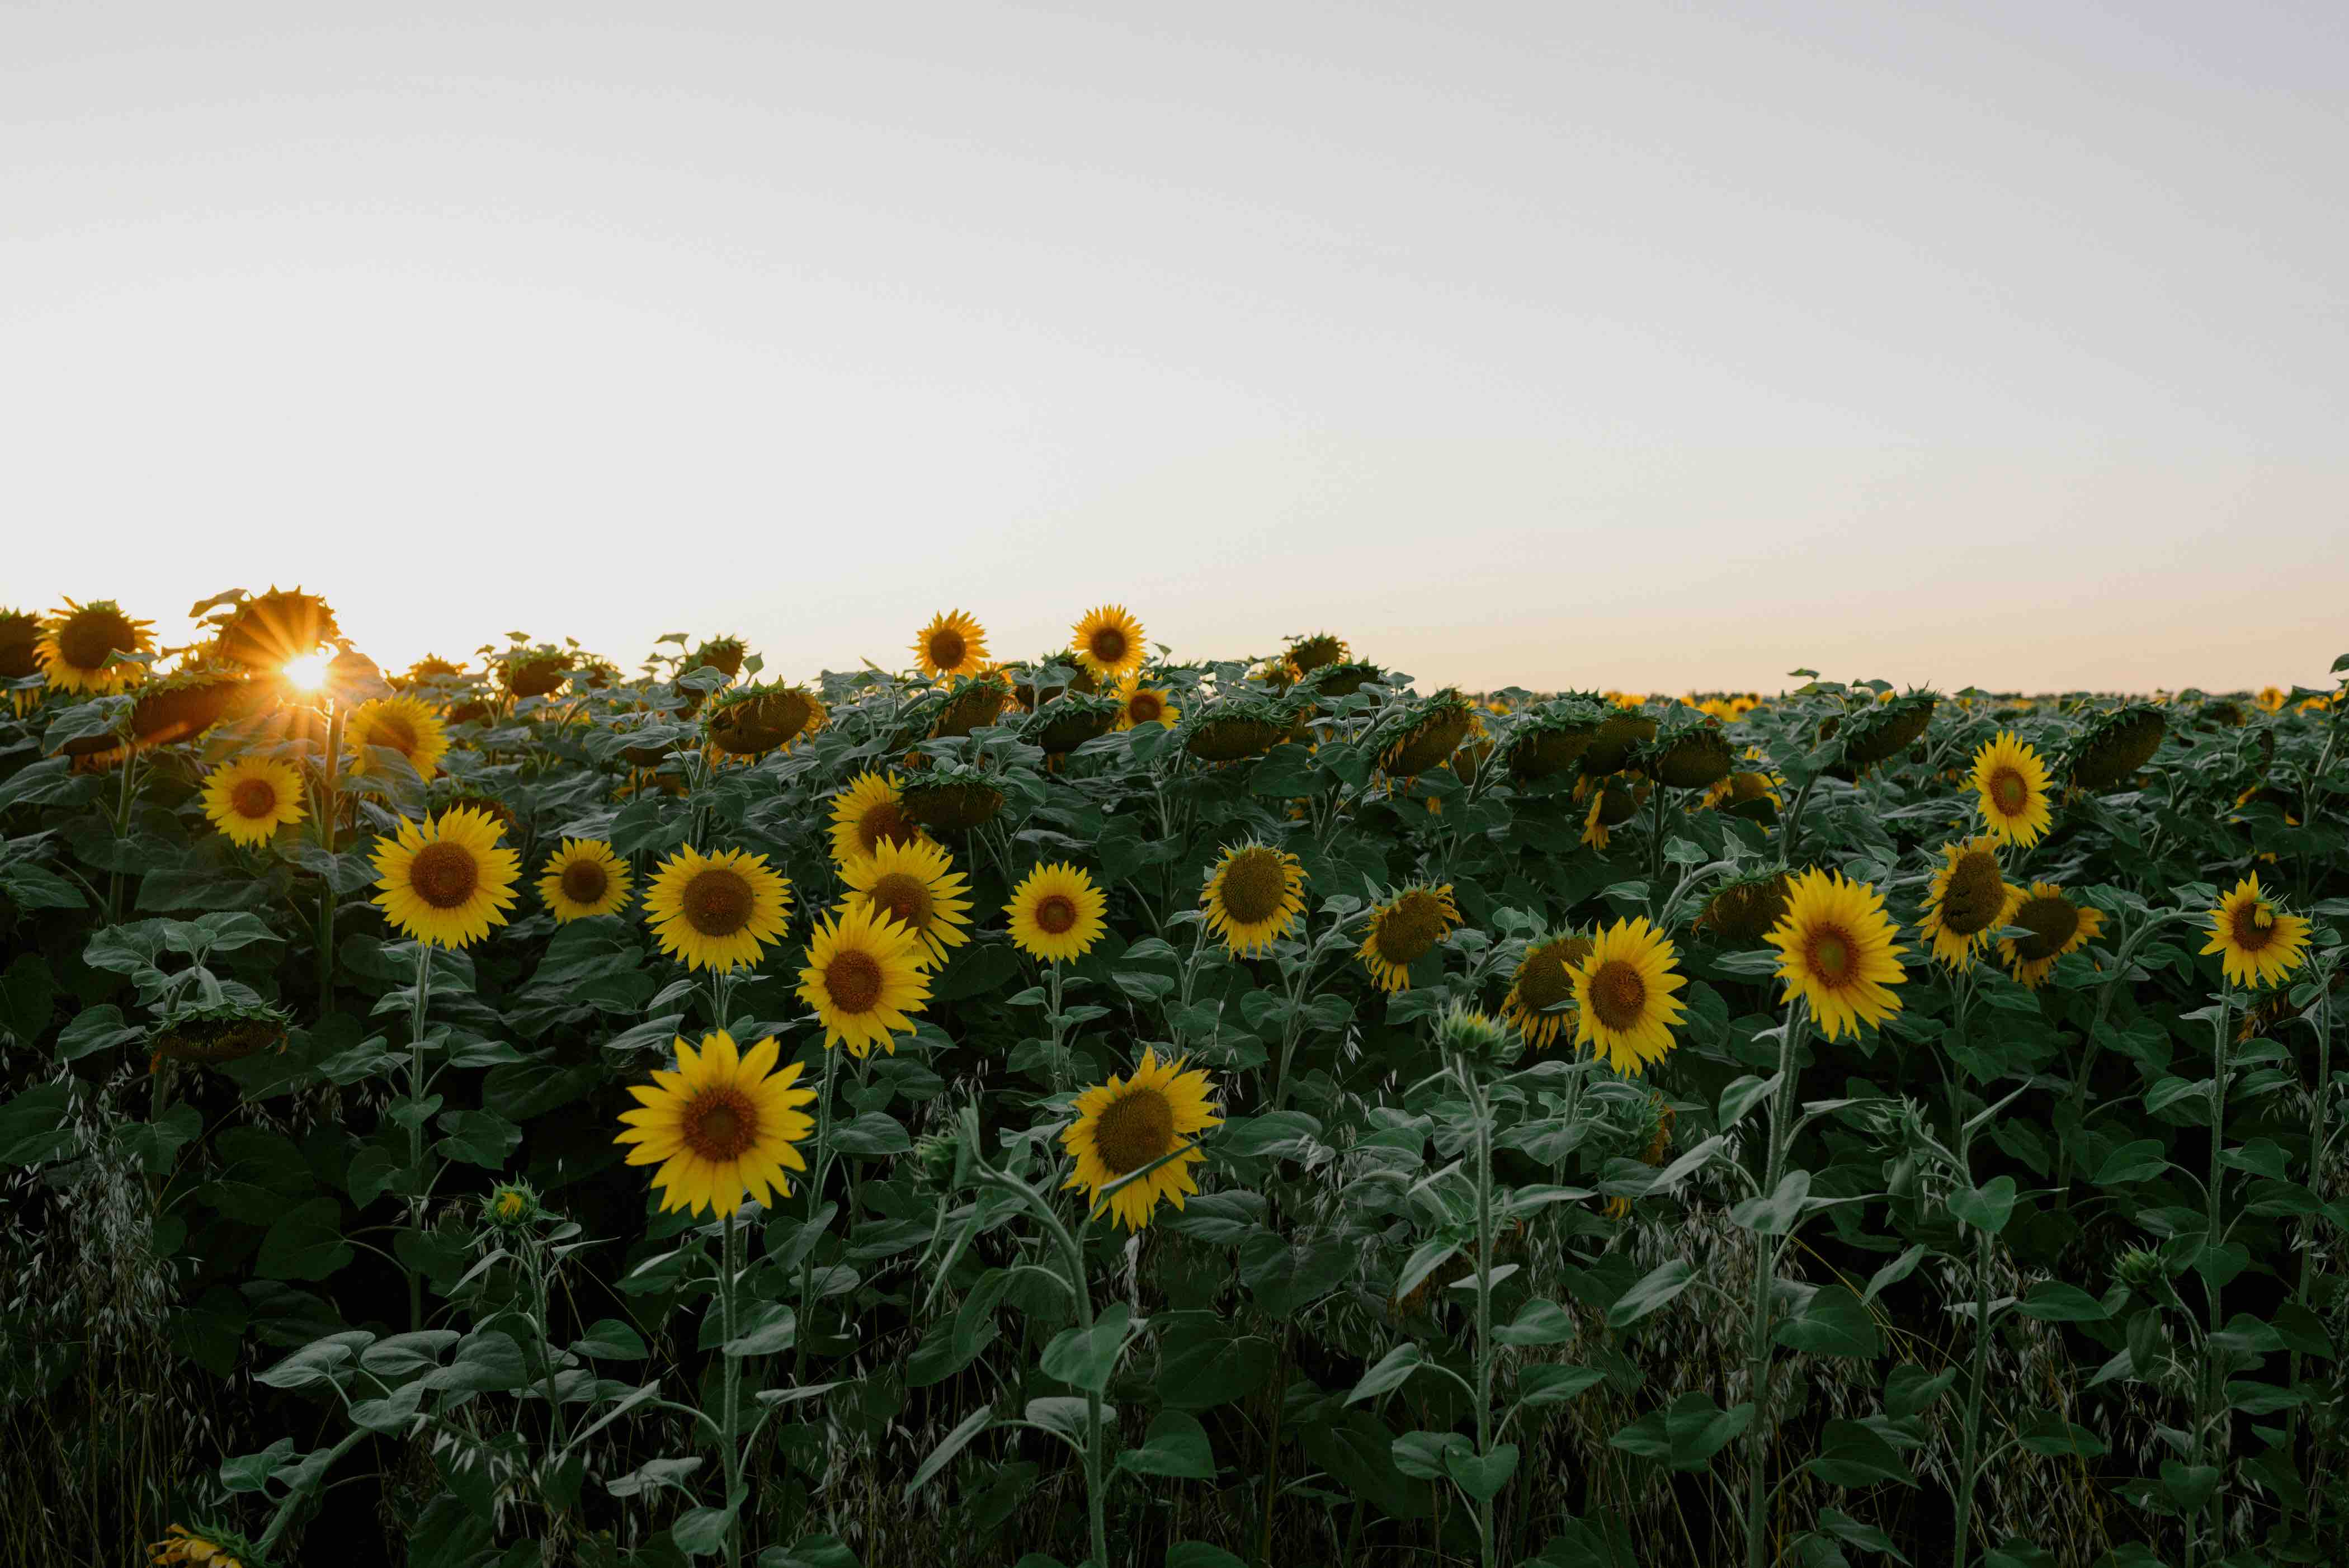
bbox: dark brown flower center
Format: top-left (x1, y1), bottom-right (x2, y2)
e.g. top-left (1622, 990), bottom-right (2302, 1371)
top-left (1217, 850), bottom-right (1288, 925)
top-left (59, 610), bottom-right (137, 670)
top-left (2229, 902), bottom-right (2276, 952)
top-left (1589, 960), bottom-right (1648, 1031)
top-left (230, 778), bottom-right (279, 820)
top-left (1093, 1086), bottom-right (1174, 1175)
top-left (560, 858), bottom-right (610, 905)
top-left (370, 710), bottom-right (419, 754)
top-left (928, 629), bottom-right (966, 669)
top-left (1991, 768), bottom-right (2027, 814)
top-left (2012, 896), bottom-right (2079, 961)
top-left (867, 870), bottom-right (932, 931)
top-left (1940, 851), bottom-right (2007, 937)
top-left (409, 842), bottom-right (479, 909)
top-left (1035, 893), bottom-right (1078, 934)
top-left (1520, 938), bottom-right (1589, 1012)
top-left (682, 1085), bottom-right (760, 1161)
top-left (1808, 927), bottom-right (1854, 983)
top-left (825, 949), bottom-right (884, 1013)
top-left (684, 868), bottom-right (754, 937)
top-left (859, 802), bottom-right (912, 856)
top-left (1088, 626), bottom-right (1129, 665)
top-left (1374, 891), bottom-right (1449, 966)
top-left (1128, 692), bottom-right (1162, 722)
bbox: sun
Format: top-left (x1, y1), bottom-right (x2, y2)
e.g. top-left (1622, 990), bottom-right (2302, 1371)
top-left (913, 609), bottom-right (989, 679)
top-left (1070, 604), bottom-right (1147, 682)
top-left (1355, 885), bottom-right (1459, 993)
top-left (282, 650), bottom-right (334, 692)
top-left (200, 755), bottom-right (308, 848)
top-left (1568, 917), bottom-right (1688, 1074)
top-left (797, 902), bottom-right (932, 1056)
top-left (1200, 840), bottom-right (1308, 956)
top-left (1006, 862), bottom-right (1109, 963)
top-left (2200, 872), bottom-right (2309, 989)
top-left (1765, 868), bottom-right (1907, 1040)
top-left (1969, 730), bottom-right (2053, 847)
top-left (614, 1031), bottom-right (817, 1216)
top-left (370, 805), bottom-right (523, 949)
top-left (1061, 1049), bottom-right (1222, 1230)
top-left (837, 837), bottom-right (973, 965)
top-left (643, 844), bottom-right (793, 972)
top-left (537, 838), bottom-right (633, 921)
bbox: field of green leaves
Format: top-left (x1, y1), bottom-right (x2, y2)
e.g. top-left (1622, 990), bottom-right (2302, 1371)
top-left (1, 591), bottom-right (2343, 1568)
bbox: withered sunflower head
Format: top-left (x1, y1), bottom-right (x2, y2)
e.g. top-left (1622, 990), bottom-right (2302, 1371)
top-left (1504, 696), bottom-right (1609, 781)
top-left (1023, 692), bottom-right (1124, 755)
top-left (706, 682), bottom-right (825, 756)
top-left (1836, 691), bottom-right (1938, 771)
top-left (900, 764), bottom-right (1007, 833)
top-left (931, 669), bottom-right (1013, 738)
top-left (1643, 716), bottom-right (1733, 790)
top-left (2067, 703), bottom-right (2166, 791)
top-left (152, 1002), bottom-right (291, 1067)
top-left (1178, 697), bottom-right (1296, 762)
top-left (1298, 659), bottom-right (1383, 703)
top-left (499, 648), bottom-right (574, 698)
top-left (0, 608), bottom-right (48, 681)
top-left (1696, 870), bottom-right (1793, 943)
top-left (1376, 688), bottom-right (1477, 777)
top-left (1285, 632), bottom-right (1349, 675)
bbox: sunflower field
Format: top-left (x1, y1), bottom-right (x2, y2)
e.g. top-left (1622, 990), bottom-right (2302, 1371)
top-left (2, 591), bottom-right (2345, 1568)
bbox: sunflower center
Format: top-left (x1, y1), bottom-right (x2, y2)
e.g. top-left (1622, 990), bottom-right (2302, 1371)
top-left (928, 629), bottom-right (966, 669)
top-left (1129, 692), bottom-right (1162, 722)
top-left (409, 842), bottom-right (480, 910)
top-left (230, 778), bottom-right (279, 820)
top-left (1808, 928), bottom-right (1854, 983)
top-left (2228, 902), bottom-right (2276, 952)
top-left (59, 611), bottom-right (136, 670)
top-left (859, 802), bottom-right (912, 855)
top-left (560, 859), bottom-right (610, 905)
top-left (825, 950), bottom-right (884, 1013)
top-left (1940, 851), bottom-right (2007, 937)
top-left (1218, 851), bottom-right (1288, 925)
top-left (1093, 1085), bottom-right (1176, 1175)
top-left (372, 712), bottom-right (418, 754)
top-left (683, 868), bottom-right (753, 937)
top-left (1088, 626), bottom-right (1129, 665)
top-left (2012, 896), bottom-right (2079, 961)
top-left (682, 1085), bottom-right (761, 1162)
top-left (1990, 768), bottom-right (2027, 815)
top-left (496, 1189), bottom-right (526, 1218)
top-left (1035, 894), bottom-right (1078, 934)
top-left (1589, 960), bottom-right (1648, 1032)
top-left (1374, 892), bottom-right (1449, 966)
top-left (868, 870), bottom-right (933, 931)
top-left (1521, 939), bottom-right (1589, 1011)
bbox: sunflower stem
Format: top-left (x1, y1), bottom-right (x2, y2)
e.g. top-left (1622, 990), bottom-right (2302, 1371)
top-left (714, 1208), bottom-right (746, 1567)
top-left (1744, 1003), bottom-right (1806, 1568)
top-left (2192, 979), bottom-right (2234, 1565)
top-left (105, 738), bottom-right (139, 921)
top-left (1644, 774), bottom-right (1671, 913)
top-left (1047, 960), bottom-right (1067, 1095)
top-left (406, 937), bottom-right (432, 1333)
top-left (317, 698), bottom-right (342, 1016)
top-left (1949, 970), bottom-right (1993, 1568)
top-left (1456, 1047), bottom-right (1499, 1568)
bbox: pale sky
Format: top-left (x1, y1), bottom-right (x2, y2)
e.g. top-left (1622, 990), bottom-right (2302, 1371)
top-left (5, 2), bottom-right (2343, 694)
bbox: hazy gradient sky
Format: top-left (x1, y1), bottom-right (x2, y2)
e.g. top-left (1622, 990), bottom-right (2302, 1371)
top-left (6, 2), bottom-right (2344, 693)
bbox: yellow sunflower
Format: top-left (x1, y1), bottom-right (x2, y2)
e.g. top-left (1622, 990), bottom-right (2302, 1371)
top-left (343, 694), bottom-right (450, 779)
top-left (613, 1031), bottom-right (817, 1216)
top-left (1969, 730), bottom-right (2053, 847)
top-left (645, 845), bottom-right (793, 972)
top-left (2255, 686), bottom-right (2286, 714)
top-left (537, 838), bottom-right (633, 920)
top-left (827, 769), bottom-right (927, 867)
top-left (1113, 677), bottom-right (1180, 730)
top-left (149, 1523), bottom-right (255, 1567)
top-left (37, 598), bottom-right (154, 695)
top-left (1765, 869), bottom-right (1907, 1041)
top-left (1061, 1049), bottom-right (1222, 1231)
top-left (1568, 917), bottom-right (1689, 1075)
top-left (1201, 840), bottom-right (1308, 956)
top-left (199, 756), bottom-right (307, 848)
top-left (796, 903), bottom-right (932, 1056)
top-left (913, 609), bottom-right (989, 679)
top-left (1006, 862), bottom-right (1109, 962)
top-left (1356, 885), bottom-right (1460, 993)
top-left (837, 837), bottom-right (973, 965)
top-left (1917, 838), bottom-right (2022, 969)
top-left (1998, 880), bottom-right (2105, 989)
top-left (1070, 604), bottom-right (1147, 683)
top-left (2200, 872), bottom-right (2310, 989)
top-left (371, 806), bottom-right (522, 949)
top-left (1581, 778), bottom-right (1646, 851)
top-left (1502, 932), bottom-right (1593, 1050)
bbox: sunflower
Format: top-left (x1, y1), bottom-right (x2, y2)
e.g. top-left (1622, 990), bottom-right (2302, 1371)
top-left (838, 837), bottom-right (973, 965)
top-left (614, 1031), bottom-right (817, 1217)
top-left (538, 838), bottom-right (633, 920)
top-left (2200, 872), bottom-right (2310, 989)
top-left (1582, 778), bottom-right (1645, 850)
top-left (1917, 838), bottom-right (2022, 969)
top-left (912, 609), bottom-right (989, 679)
top-left (827, 770), bottom-right (926, 867)
top-left (1, 609), bottom-right (42, 715)
top-left (1114, 677), bottom-right (1180, 730)
top-left (1765, 869), bottom-right (1907, 1041)
top-left (1070, 604), bottom-right (1147, 682)
top-left (149, 1522), bottom-right (261, 1567)
top-left (1376, 689), bottom-right (1476, 777)
top-left (706, 682), bottom-right (827, 757)
top-left (1696, 870), bottom-right (1793, 942)
top-left (370, 806), bottom-right (522, 949)
top-left (37, 598), bottom-right (154, 695)
top-left (1998, 880), bottom-right (2105, 989)
top-left (2255, 686), bottom-right (2286, 714)
top-left (1356, 885), bottom-right (1460, 993)
top-left (688, 636), bottom-right (748, 681)
top-left (1286, 632), bottom-right (1349, 674)
top-left (644, 845), bottom-right (793, 972)
top-left (1200, 840), bottom-right (1308, 956)
top-left (1502, 931), bottom-right (1593, 1050)
top-left (343, 694), bottom-right (450, 780)
top-left (1060, 1049), bottom-right (1221, 1231)
top-left (208, 587), bottom-right (340, 672)
top-left (1568, 918), bottom-right (1689, 1075)
top-left (796, 903), bottom-right (932, 1056)
top-left (200, 755), bottom-right (307, 847)
top-left (1006, 862), bottom-right (1109, 962)
top-left (1969, 730), bottom-right (2053, 847)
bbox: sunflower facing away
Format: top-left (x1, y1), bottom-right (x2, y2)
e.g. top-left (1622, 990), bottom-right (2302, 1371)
top-left (645, 844), bottom-right (793, 972)
top-left (1061, 1049), bottom-right (1222, 1231)
top-left (1568, 917), bottom-right (1689, 1075)
top-left (1999, 880), bottom-right (2105, 989)
top-left (371, 805), bottom-right (522, 949)
top-left (1765, 869), bottom-right (1907, 1041)
top-left (1917, 837), bottom-right (2022, 969)
top-left (1114, 677), bottom-right (1181, 730)
top-left (827, 769), bottom-right (926, 867)
top-left (37, 597), bottom-right (154, 695)
top-left (1502, 931), bottom-right (1593, 1050)
top-left (200, 756), bottom-right (307, 848)
top-left (1201, 840), bottom-right (1308, 956)
top-left (2201, 872), bottom-right (2310, 989)
top-left (1006, 861), bottom-right (1109, 963)
top-left (538, 838), bottom-right (633, 921)
top-left (796, 902), bottom-right (932, 1056)
top-left (149, 1522), bottom-right (261, 1567)
top-left (838, 836), bottom-right (973, 965)
top-left (1070, 604), bottom-right (1147, 682)
top-left (1356, 885), bottom-right (1460, 993)
top-left (913, 608), bottom-right (989, 679)
top-left (1969, 730), bottom-right (2053, 847)
top-left (343, 694), bottom-right (451, 779)
top-left (614, 1031), bottom-right (817, 1216)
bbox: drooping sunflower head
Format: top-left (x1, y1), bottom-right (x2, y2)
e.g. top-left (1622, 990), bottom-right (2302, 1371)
top-left (201, 755), bottom-right (308, 847)
top-left (796, 902), bottom-right (932, 1056)
top-left (645, 844), bottom-right (793, 972)
top-left (37, 598), bottom-right (154, 694)
top-left (0, 609), bottom-right (42, 682)
top-left (1023, 691), bottom-right (1123, 755)
top-left (1504, 697), bottom-right (1609, 781)
top-left (151, 1001), bottom-right (291, 1068)
top-left (1113, 678), bottom-right (1181, 731)
top-left (2001, 880), bottom-right (2105, 989)
top-left (931, 667), bottom-right (1014, 738)
top-left (2200, 872), bottom-right (2310, 989)
top-left (537, 838), bottom-right (633, 921)
top-left (2067, 703), bottom-right (2167, 792)
top-left (1643, 716), bottom-right (1733, 791)
top-left (1918, 837), bottom-right (2021, 969)
top-left (402, 654), bottom-right (466, 686)
top-left (688, 635), bottom-right (749, 682)
top-left (1375, 688), bottom-right (1477, 778)
top-left (1581, 777), bottom-right (1647, 851)
top-left (1006, 861), bottom-right (1109, 963)
top-left (1834, 692), bottom-right (1937, 774)
top-left (827, 770), bottom-right (926, 866)
top-left (1070, 604), bottom-right (1148, 681)
top-left (899, 764), bottom-right (1008, 834)
top-left (498, 648), bottom-right (574, 699)
top-left (1285, 632), bottom-right (1349, 675)
top-left (1969, 730), bottom-right (2054, 847)
top-left (119, 668), bottom-right (248, 755)
top-left (706, 682), bottom-right (827, 757)
top-left (1010, 654), bottom-right (1102, 711)
top-left (149, 1521), bottom-right (265, 1567)
top-left (838, 836), bottom-right (973, 965)
top-left (1502, 930), bottom-right (1593, 1050)
top-left (1579, 705), bottom-right (1659, 780)
top-left (614, 1031), bottom-right (817, 1216)
top-left (1200, 840), bottom-right (1308, 956)
top-left (1765, 868), bottom-right (1908, 1041)
top-left (1298, 659), bottom-right (1383, 704)
top-left (370, 805), bottom-right (523, 950)
top-left (912, 610), bottom-right (989, 679)
top-left (1356, 884), bottom-right (1460, 993)
top-left (206, 587), bottom-right (340, 672)
top-left (1568, 917), bottom-right (1689, 1075)
top-left (1060, 1049), bottom-right (1221, 1231)
top-left (1702, 759), bottom-right (1785, 821)
top-left (344, 694), bottom-right (450, 780)
top-left (1695, 870), bottom-right (1793, 943)
top-left (1178, 696), bottom-right (1293, 761)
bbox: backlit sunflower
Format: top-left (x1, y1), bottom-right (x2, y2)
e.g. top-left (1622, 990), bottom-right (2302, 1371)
top-left (614, 1031), bottom-right (817, 1216)
top-left (1765, 869), bottom-right (1907, 1041)
top-left (1006, 862), bottom-right (1109, 962)
top-left (1969, 730), bottom-right (2053, 847)
top-left (1200, 840), bottom-right (1307, 955)
top-left (200, 756), bottom-right (307, 848)
top-left (1502, 931), bottom-right (1592, 1050)
top-left (706, 683), bottom-right (827, 757)
top-left (1568, 917), bottom-right (1688, 1075)
top-left (827, 769), bottom-right (926, 867)
top-left (1286, 632), bottom-right (1349, 674)
top-left (537, 838), bottom-right (632, 920)
top-left (913, 609), bottom-right (989, 679)
top-left (1356, 885), bottom-right (1460, 993)
top-left (1113, 677), bottom-right (1180, 730)
top-left (149, 1522), bottom-right (261, 1567)
top-left (2200, 872), bottom-right (2310, 989)
top-left (1917, 838), bottom-right (2022, 969)
top-left (37, 598), bottom-right (154, 694)
top-left (645, 845), bottom-right (793, 972)
top-left (838, 837), bottom-right (972, 965)
top-left (1070, 604), bottom-right (1147, 682)
top-left (2255, 686), bottom-right (2286, 714)
top-left (343, 694), bottom-right (450, 779)
top-left (371, 805), bottom-right (522, 949)
top-left (796, 903), bottom-right (932, 1056)
top-left (1, 609), bottom-right (42, 715)
top-left (208, 587), bottom-right (339, 672)
top-left (1061, 1049), bottom-right (1221, 1231)
top-left (1997, 880), bottom-right (2103, 989)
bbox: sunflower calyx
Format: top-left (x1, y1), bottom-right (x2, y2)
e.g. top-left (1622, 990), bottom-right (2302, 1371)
top-left (1638, 714), bottom-right (1734, 791)
top-left (1020, 691), bottom-right (1123, 755)
top-left (1175, 696), bottom-right (1301, 762)
top-left (2064, 701), bottom-right (2167, 792)
top-left (1828, 691), bottom-right (1938, 777)
top-left (1433, 1003), bottom-right (1516, 1066)
top-left (483, 1179), bottom-right (544, 1230)
top-left (1372, 688), bottom-right (1478, 778)
top-left (151, 1001), bottom-right (292, 1067)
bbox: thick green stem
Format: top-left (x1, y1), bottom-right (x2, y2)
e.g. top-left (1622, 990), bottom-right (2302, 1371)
top-left (719, 1210), bottom-right (744, 1568)
top-left (317, 702), bottom-right (342, 1015)
top-left (2195, 981), bottom-right (2233, 1563)
top-left (406, 939), bottom-right (432, 1333)
top-left (1461, 1051), bottom-right (1498, 1568)
top-left (1745, 1006), bottom-right (1806, 1568)
top-left (1952, 1224), bottom-right (1993, 1568)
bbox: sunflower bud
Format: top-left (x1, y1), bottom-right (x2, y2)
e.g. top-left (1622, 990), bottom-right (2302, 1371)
top-left (1433, 1003), bottom-right (1515, 1065)
top-left (483, 1180), bottom-right (541, 1230)
top-left (2114, 1246), bottom-right (2163, 1293)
